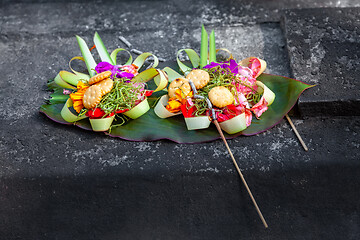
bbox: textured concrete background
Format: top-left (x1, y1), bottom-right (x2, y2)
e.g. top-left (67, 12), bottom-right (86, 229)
top-left (0, 0), bottom-right (359, 239)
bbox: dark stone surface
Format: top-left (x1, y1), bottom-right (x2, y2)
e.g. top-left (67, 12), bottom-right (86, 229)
top-left (283, 7), bottom-right (360, 116)
top-left (0, 1), bottom-right (360, 239)
top-left (1, 116), bottom-right (359, 239)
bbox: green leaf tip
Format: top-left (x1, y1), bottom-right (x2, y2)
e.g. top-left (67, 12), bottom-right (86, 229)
top-left (76, 34), bottom-right (97, 77)
top-left (209, 30), bottom-right (216, 63)
top-left (200, 25), bottom-right (208, 68)
top-left (93, 32), bottom-right (112, 64)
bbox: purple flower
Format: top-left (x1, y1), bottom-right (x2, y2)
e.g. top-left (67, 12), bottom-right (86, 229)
top-left (95, 62), bottom-right (113, 73)
top-left (203, 59), bottom-right (240, 74)
top-left (228, 59), bottom-right (239, 74)
top-left (117, 71), bottom-right (134, 79)
top-left (95, 62), bottom-right (135, 80)
top-left (203, 62), bottom-right (221, 69)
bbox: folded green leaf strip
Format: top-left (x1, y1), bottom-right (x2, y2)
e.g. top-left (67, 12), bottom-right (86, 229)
top-left (60, 98), bottom-right (88, 122)
top-left (68, 57), bottom-right (91, 82)
top-left (59, 70), bottom-right (86, 86)
top-left (219, 113), bottom-right (247, 134)
top-left (209, 30), bottom-right (216, 63)
top-left (54, 71), bottom-right (76, 89)
top-left (123, 98), bottom-right (150, 119)
top-left (110, 48), bottom-right (132, 66)
top-left (133, 52), bottom-right (159, 69)
top-left (256, 81), bottom-right (275, 106)
top-left (76, 35), bottom-right (97, 77)
top-left (163, 67), bottom-right (183, 82)
top-left (94, 32), bottom-right (113, 64)
top-left (153, 70), bottom-right (168, 92)
top-left (176, 49), bottom-right (200, 74)
top-left (89, 115), bottom-right (115, 132)
top-left (184, 116), bottom-right (211, 130)
top-left (132, 68), bottom-right (168, 92)
top-left (154, 95), bottom-right (182, 118)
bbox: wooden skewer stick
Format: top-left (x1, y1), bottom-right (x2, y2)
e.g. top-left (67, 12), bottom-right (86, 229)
top-left (285, 114), bottom-right (308, 151)
top-left (213, 120), bottom-right (268, 228)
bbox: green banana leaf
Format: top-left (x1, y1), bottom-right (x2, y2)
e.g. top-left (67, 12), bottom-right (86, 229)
top-left (40, 62), bottom-right (312, 143)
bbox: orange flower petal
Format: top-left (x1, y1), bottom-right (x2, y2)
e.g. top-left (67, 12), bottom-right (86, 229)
top-left (72, 100), bottom-right (84, 113)
top-left (77, 81), bottom-right (89, 91)
top-left (166, 99), bottom-right (182, 113)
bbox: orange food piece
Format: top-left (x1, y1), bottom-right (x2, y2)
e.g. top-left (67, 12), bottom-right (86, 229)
top-left (69, 81), bottom-right (89, 113)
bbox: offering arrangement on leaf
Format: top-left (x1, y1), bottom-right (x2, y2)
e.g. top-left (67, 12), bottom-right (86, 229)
top-left (46, 32), bottom-right (168, 132)
top-left (41, 29), bottom-right (312, 143)
top-left (155, 27), bottom-right (276, 135)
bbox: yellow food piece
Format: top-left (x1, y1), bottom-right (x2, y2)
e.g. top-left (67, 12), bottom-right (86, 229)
top-left (83, 85), bottom-right (103, 109)
top-left (186, 69), bottom-right (210, 89)
top-left (88, 71), bottom-right (112, 85)
top-left (208, 86), bottom-right (234, 108)
top-left (168, 78), bottom-right (191, 99)
top-left (93, 78), bottom-right (114, 95)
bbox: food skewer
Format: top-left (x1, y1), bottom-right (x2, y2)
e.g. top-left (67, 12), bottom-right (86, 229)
top-left (189, 80), bottom-right (268, 228)
top-left (213, 119), bottom-right (268, 228)
top-left (285, 114), bottom-right (308, 151)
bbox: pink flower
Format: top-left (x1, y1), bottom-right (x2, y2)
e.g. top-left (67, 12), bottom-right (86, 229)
top-left (237, 65), bottom-right (253, 78)
top-left (235, 75), bottom-right (258, 95)
top-left (234, 92), bottom-right (250, 108)
top-left (120, 64), bottom-right (139, 76)
top-left (131, 82), bottom-right (146, 100)
top-left (216, 104), bottom-right (246, 123)
top-left (63, 89), bottom-right (72, 95)
top-left (186, 98), bottom-right (194, 106)
top-left (245, 108), bottom-right (252, 127)
top-left (248, 58), bottom-right (261, 78)
top-left (251, 96), bottom-right (268, 118)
